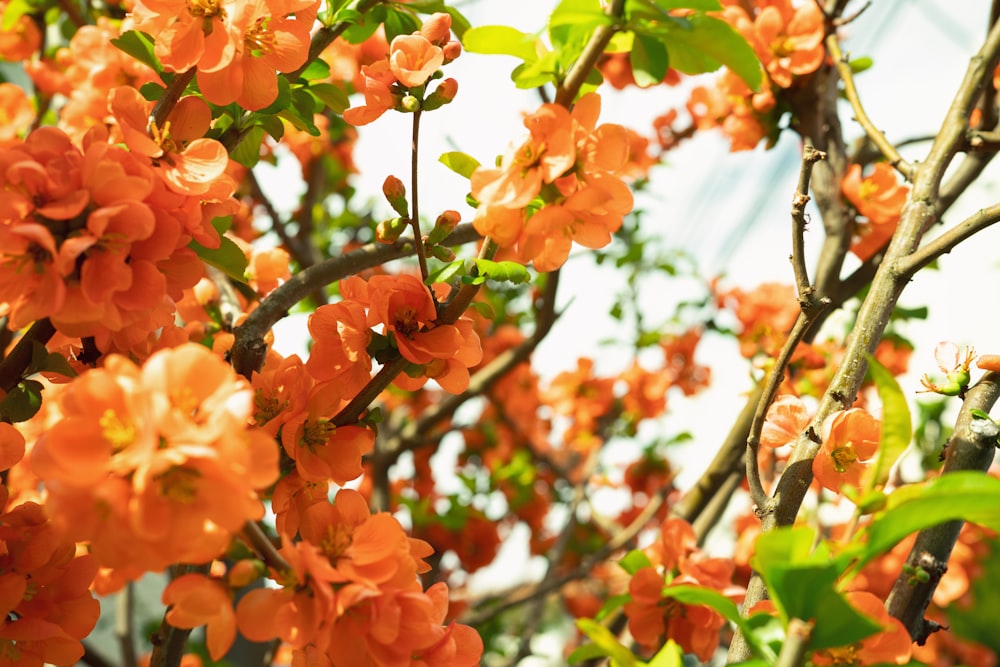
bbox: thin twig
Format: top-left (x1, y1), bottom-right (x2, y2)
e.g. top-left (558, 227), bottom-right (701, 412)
top-left (149, 68), bottom-right (197, 132)
top-left (790, 143), bottom-right (827, 304)
top-left (826, 33), bottom-right (914, 179)
top-left (116, 583), bottom-right (139, 667)
top-left (241, 521), bottom-right (291, 573)
top-left (409, 109), bottom-right (430, 282)
top-left (895, 201), bottom-right (1000, 278)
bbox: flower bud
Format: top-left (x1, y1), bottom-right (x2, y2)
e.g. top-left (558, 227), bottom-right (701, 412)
top-left (427, 209), bottom-right (460, 245)
top-left (428, 244), bottom-right (456, 262)
top-left (382, 175), bottom-right (409, 216)
top-left (419, 12), bottom-right (452, 45)
top-left (442, 40), bottom-right (462, 64)
top-left (376, 216), bottom-right (409, 243)
top-left (400, 94), bottom-right (421, 112)
top-left (422, 78), bottom-right (458, 111)
top-left (228, 559), bottom-right (266, 588)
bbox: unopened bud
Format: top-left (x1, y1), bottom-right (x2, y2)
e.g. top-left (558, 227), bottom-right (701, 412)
top-left (422, 78), bottom-right (458, 111)
top-left (228, 559), bottom-right (266, 588)
top-left (400, 94), bottom-right (421, 112)
top-left (429, 244), bottom-right (456, 262)
top-left (427, 209), bottom-right (460, 245)
top-left (442, 40), bottom-right (462, 64)
top-left (419, 12), bottom-right (452, 45)
top-left (376, 216), bottom-right (409, 243)
top-left (382, 175), bottom-right (409, 216)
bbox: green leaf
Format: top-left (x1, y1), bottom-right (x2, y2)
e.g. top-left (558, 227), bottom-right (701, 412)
top-left (1, 0), bottom-right (32, 31)
top-left (462, 25), bottom-right (542, 62)
top-left (651, 14), bottom-right (762, 90)
top-left (653, 0), bottom-right (722, 9)
top-left (139, 82), bottom-right (165, 101)
top-left (618, 548), bottom-right (653, 575)
top-left (110, 30), bottom-right (163, 73)
top-left (750, 528), bottom-right (881, 649)
top-left (230, 125), bottom-right (265, 168)
top-left (549, 0), bottom-right (613, 32)
top-left (864, 354), bottom-right (912, 489)
top-left (27, 341), bottom-right (76, 379)
top-left (438, 151), bottom-right (481, 179)
top-left (426, 259), bottom-right (465, 285)
top-left (629, 32), bottom-right (669, 87)
top-left (256, 114), bottom-right (285, 142)
top-left (573, 619), bottom-right (639, 666)
top-left (594, 592), bottom-right (632, 621)
top-left (383, 6), bottom-right (422, 42)
top-left (341, 4), bottom-right (386, 43)
top-left (646, 640), bottom-right (682, 667)
top-left (254, 76), bottom-right (292, 115)
top-left (298, 58), bottom-right (330, 82)
top-left (854, 472), bottom-right (1000, 572)
top-left (849, 56), bottom-right (873, 74)
top-left (189, 234), bottom-right (249, 284)
top-left (0, 379), bottom-right (44, 423)
top-left (465, 259), bottom-right (531, 285)
top-left (307, 83), bottom-right (350, 114)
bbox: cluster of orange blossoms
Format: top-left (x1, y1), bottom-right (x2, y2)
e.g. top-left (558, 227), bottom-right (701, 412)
top-left (28, 344), bottom-right (278, 582)
top-left (0, 122), bottom-right (232, 353)
top-left (130, 0), bottom-right (319, 110)
top-left (344, 12), bottom-right (461, 125)
top-left (0, 438), bottom-right (100, 667)
top-left (471, 93), bottom-right (635, 271)
top-left (652, 0), bottom-right (825, 152)
top-left (623, 518), bottom-right (742, 662)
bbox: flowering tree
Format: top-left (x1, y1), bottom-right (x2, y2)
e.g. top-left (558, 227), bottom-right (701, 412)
top-left (2, 0), bottom-right (1000, 666)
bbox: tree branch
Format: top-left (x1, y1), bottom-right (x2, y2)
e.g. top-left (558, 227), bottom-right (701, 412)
top-left (554, 0), bottom-right (626, 106)
top-left (826, 33), bottom-right (914, 179)
top-left (230, 224), bottom-right (482, 378)
top-left (885, 372), bottom-right (1000, 641)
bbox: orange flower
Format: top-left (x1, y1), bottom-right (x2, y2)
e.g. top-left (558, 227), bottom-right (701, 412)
top-left (753, 1), bottom-right (825, 88)
top-left (131, 0), bottom-right (240, 73)
top-left (110, 86), bottom-right (229, 195)
top-left (388, 34), bottom-right (444, 88)
top-left (162, 574), bottom-right (236, 661)
top-left (196, 0), bottom-right (318, 110)
top-left (30, 344), bottom-right (280, 576)
top-left (305, 300), bottom-right (373, 398)
top-left (812, 408), bottom-right (881, 493)
top-left (812, 592), bottom-right (912, 666)
top-left (0, 83), bottom-right (34, 146)
top-left (343, 60), bottom-right (399, 126)
top-left (760, 394), bottom-right (811, 448)
top-left (842, 163), bottom-right (908, 225)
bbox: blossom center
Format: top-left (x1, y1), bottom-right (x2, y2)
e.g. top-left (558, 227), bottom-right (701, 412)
top-left (100, 409), bottom-right (136, 450)
top-left (246, 17), bottom-right (276, 56)
top-left (253, 388), bottom-right (286, 426)
top-left (393, 306), bottom-right (419, 338)
top-left (156, 466), bottom-right (201, 503)
top-left (188, 0), bottom-right (225, 20)
top-left (302, 419), bottom-right (334, 448)
top-left (831, 443), bottom-right (858, 473)
top-left (320, 523), bottom-right (352, 561)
